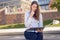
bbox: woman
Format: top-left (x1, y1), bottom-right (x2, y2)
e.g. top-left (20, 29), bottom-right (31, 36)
top-left (24, 1), bottom-right (43, 40)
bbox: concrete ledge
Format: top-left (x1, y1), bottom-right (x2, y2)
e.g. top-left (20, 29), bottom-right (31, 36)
top-left (0, 28), bottom-right (25, 35)
top-left (0, 27), bottom-right (60, 35)
top-left (43, 27), bottom-right (60, 34)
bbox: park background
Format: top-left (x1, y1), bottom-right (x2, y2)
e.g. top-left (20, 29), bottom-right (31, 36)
top-left (0, 0), bottom-right (60, 29)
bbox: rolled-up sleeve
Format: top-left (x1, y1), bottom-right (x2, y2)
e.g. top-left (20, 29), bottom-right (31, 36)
top-left (24, 12), bottom-right (32, 28)
top-left (38, 13), bottom-right (43, 27)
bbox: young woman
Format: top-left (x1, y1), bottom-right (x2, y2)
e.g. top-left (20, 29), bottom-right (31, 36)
top-left (24, 1), bottom-right (43, 40)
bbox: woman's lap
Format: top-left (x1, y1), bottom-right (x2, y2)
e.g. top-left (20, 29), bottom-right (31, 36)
top-left (24, 30), bottom-right (43, 40)
top-left (36, 32), bottom-right (43, 40)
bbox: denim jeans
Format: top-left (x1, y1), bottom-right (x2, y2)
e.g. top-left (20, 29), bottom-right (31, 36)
top-left (24, 30), bottom-right (43, 40)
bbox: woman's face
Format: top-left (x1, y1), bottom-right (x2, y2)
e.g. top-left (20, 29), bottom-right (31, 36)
top-left (31, 4), bottom-right (37, 11)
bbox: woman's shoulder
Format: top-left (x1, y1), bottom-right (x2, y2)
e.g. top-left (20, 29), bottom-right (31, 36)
top-left (25, 10), bottom-right (30, 14)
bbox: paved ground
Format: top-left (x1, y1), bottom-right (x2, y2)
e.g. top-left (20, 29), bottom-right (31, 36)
top-left (44, 33), bottom-right (60, 40)
top-left (0, 33), bottom-right (60, 40)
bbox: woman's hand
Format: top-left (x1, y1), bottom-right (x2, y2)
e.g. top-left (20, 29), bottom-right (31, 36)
top-left (37, 29), bottom-right (43, 32)
top-left (30, 11), bottom-right (35, 18)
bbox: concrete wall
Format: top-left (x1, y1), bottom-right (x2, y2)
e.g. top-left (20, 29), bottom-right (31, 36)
top-left (42, 12), bottom-right (60, 20)
top-left (0, 10), bottom-right (60, 25)
top-left (5, 14), bottom-right (24, 24)
top-left (0, 10), bottom-right (6, 25)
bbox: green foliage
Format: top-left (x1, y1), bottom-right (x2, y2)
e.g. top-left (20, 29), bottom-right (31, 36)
top-left (50, 0), bottom-right (60, 12)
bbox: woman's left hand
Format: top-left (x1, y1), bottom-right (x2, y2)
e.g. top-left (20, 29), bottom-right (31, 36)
top-left (36, 29), bottom-right (43, 32)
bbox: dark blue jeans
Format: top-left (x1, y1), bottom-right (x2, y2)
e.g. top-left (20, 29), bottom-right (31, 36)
top-left (24, 30), bottom-right (43, 40)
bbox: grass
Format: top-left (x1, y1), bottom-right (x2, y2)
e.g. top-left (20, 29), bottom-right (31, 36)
top-left (43, 20), bottom-right (53, 26)
top-left (0, 23), bottom-right (25, 29)
top-left (0, 19), bottom-right (60, 29)
top-left (46, 24), bottom-right (60, 27)
top-left (45, 19), bottom-right (60, 27)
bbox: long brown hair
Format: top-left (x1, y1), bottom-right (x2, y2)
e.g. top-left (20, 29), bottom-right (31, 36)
top-left (30, 1), bottom-right (40, 21)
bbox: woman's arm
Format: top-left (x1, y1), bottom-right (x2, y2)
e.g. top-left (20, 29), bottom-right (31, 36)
top-left (24, 11), bottom-right (33, 28)
top-left (38, 13), bottom-right (43, 28)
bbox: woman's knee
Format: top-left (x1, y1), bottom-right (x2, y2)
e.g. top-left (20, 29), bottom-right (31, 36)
top-left (24, 31), bottom-right (37, 40)
top-left (37, 32), bottom-right (43, 40)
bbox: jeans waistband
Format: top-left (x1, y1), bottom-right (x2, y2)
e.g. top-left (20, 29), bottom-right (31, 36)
top-left (28, 28), bottom-right (43, 30)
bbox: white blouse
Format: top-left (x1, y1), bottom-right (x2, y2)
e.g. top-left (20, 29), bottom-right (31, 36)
top-left (24, 11), bottom-right (43, 29)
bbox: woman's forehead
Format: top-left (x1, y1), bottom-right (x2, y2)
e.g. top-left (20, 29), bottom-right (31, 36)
top-left (32, 4), bottom-right (37, 7)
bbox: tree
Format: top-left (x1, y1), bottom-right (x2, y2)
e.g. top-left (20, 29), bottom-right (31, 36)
top-left (50, 0), bottom-right (60, 12)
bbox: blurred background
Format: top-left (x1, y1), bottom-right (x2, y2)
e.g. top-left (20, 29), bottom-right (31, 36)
top-left (0, 0), bottom-right (60, 29)
top-left (0, 0), bottom-right (60, 40)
